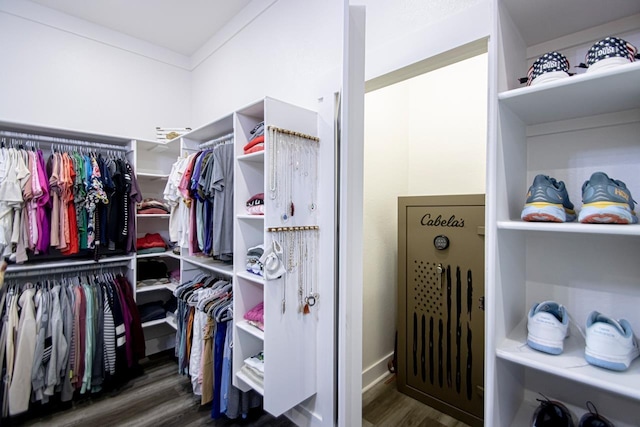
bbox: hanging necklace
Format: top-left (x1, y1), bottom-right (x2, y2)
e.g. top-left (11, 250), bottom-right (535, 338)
top-left (309, 141), bottom-right (318, 212)
top-left (304, 229), bottom-right (319, 309)
top-left (269, 127), bottom-right (278, 201)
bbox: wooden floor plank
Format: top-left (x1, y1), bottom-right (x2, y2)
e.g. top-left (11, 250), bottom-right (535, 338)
top-left (15, 352), bottom-right (473, 427)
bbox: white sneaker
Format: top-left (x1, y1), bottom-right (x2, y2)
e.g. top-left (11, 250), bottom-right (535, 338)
top-left (527, 301), bottom-right (569, 355)
top-left (584, 311), bottom-right (640, 371)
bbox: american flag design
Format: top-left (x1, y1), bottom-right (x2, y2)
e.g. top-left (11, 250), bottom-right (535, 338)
top-left (526, 51), bottom-right (570, 86)
top-left (586, 36), bottom-right (638, 67)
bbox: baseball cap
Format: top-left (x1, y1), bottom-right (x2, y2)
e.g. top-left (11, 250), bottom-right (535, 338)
top-left (581, 36), bottom-right (639, 73)
top-left (521, 52), bottom-right (572, 86)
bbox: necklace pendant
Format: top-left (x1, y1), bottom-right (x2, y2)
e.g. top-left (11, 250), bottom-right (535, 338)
top-left (290, 202), bottom-right (295, 217)
top-left (309, 202), bottom-right (317, 212)
top-left (303, 303), bottom-right (310, 314)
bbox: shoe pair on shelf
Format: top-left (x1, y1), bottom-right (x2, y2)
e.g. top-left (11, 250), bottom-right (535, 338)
top-left (532, 397), bottom-right (614, 427)
top-left (527, 301), bottom-right (640, 371)
top-left (521, 172), bottom-right (638, 224)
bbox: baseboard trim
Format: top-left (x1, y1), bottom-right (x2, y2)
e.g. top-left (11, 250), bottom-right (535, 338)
top-left (362, 352), bottom-right (394, 392)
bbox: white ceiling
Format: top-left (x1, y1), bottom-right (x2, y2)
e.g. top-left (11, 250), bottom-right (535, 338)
top-left (28, 0), bottom-right (253, 56)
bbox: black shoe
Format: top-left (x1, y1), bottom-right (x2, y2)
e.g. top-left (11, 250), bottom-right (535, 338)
top-left (578, 401), bottom-right (614, 427)
top-left (532, 395), bottom-right (576, 427)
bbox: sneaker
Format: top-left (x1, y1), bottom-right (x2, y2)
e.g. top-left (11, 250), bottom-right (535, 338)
top-left (578, 401), bottom-right (614, 427)
top-left (521, 175), bottom-right (577, 222)
top-left (527, 301), bottom-right (569, 355)
top-left (531, 396), bottom-right (576, 427)
top-left (584, 311), bottom-right (639, 371)
top-left (578, 172), bottom-right (638, 224)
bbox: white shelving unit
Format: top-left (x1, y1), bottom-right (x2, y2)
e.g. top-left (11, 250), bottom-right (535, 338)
top-left (487, 2), bottom-right (640, 426)
top-left (232, 97), bottom-right (320, 417)
top-left (134, 138), bottom-right (181, 354)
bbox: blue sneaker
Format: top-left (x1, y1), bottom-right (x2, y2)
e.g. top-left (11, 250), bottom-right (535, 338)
top-left (521, 175), bottom-right (577, 222)
top-left (578, 172), bottom-right (638, 224)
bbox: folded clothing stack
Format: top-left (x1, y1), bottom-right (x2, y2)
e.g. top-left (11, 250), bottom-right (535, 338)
top-left (243, 121), bottom-right (265, 154)
top-left (241, 351), bottom-right (264, 386)
top-left (138, 298), bottom-right (177, 323)
top-left (246, 193), bottom-right (264, 215)
top-left (137, 198), bottom-right (170, 215)
top-left (246, 244), bottom-right (264, 276)
top-left (136, 233), bottom-right (167, 255)
top-left (244, 301), bottom-right (264, 331)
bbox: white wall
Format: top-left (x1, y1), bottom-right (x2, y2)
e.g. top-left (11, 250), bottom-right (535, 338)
top-left (0, 6), bottom-right (191, 140)
top-left (190, 0), bottom-right (344, 127)
top-left (362, 52), bottom-right (488, 389)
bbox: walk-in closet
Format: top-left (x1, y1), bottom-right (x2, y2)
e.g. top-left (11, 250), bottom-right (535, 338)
top-left (5, 1), bottom-right (638, 427)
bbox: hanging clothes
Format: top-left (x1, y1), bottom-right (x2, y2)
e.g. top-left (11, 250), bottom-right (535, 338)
top-left (0, 270), bottom-right (145, 416)
top-left (0, 142), bottom-right (137, 264)
top-left (164, 139), bottom-right (234, 261)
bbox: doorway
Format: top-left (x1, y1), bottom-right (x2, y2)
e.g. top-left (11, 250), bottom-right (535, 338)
top-left (361, 43), bottom-right (488, 426)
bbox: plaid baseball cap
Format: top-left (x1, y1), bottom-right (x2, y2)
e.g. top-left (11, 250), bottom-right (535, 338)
top-left (524, 52), bottom-right (571, 86)
top-left (584, 36), bottom-right (638, 73)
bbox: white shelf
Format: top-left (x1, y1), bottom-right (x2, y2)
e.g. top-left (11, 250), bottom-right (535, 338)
top-left (137, 171), bottom-right (170, 180)
top-left (236, 371), bottom-right (264, 396)
top-left (237, 320), bottom-right (265, 340)
top-left (236, 271), bottom-right (265, 286)
top-left (136, 283), bottom-right (169, 293)
top-left (136, 213), bottom-right (170, 218)
top-left (498, 62), bottom-right (640, 126)
top-left (237, 214), bottom-right (264, 220)
top-left (237, 151), bottom-right (264, 163)
top-left (165, 314), bottom-right (178, 330)
top-left (496, 318), bottom-right (640, 400)
top-left (142, 318), bottom-right (170, 328)
top-left (5, 254), bottom-right (134, 273)
top-left (136, 282), bottom-right (177, 294)
top-left (497, 220), bottom-right (640, 236)
top-left (136, 249), bottom-right (181, 259)
top-left (181, 255), bottom-right (233, 276)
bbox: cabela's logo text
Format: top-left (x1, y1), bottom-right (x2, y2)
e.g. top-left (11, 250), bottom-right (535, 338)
top-left (420, 213), bottom-right (464, 227)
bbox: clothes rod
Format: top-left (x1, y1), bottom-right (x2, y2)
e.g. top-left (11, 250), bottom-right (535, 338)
top-left (4, 260), bottom-right (131, 279)
top-left (268, 126), bottom-right (319, 142)
top-left (0, 131), bottom-right (129, 152)
top-left (198, 132), bottom-right (234, 149)
top-left (267, 226), bottom-right (319, 232)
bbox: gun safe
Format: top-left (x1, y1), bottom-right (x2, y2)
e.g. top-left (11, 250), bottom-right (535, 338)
top-left (397, 194), bottom-right (484, 427)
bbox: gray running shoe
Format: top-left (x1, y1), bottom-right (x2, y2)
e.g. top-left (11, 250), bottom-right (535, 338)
top-left (521, 175), bottom-right (576, 222)
top-left (578, 172), bottom-right (638, 224)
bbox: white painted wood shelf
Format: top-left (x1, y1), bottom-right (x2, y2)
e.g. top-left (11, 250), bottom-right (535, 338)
top-left (181, 255), bottom-right (233, 277)
top-left (237, 151), bottom-right (264, 163)
top-left (497, 220), bottom-right (640, 236)
top-left (136, 250), bottom-right (181, 259)
top-left (236, 320), bottom-right (265, 341)
top-left (236, 271), bottom-right (265, 286)
top-left (498, 61), bottom-right (640, 125)
top-left (136, 214), bottom-right (170, 218)
top-left (236, 371), bottom-right (264, 396)
top-left (5, 254), bottom-right (135, 273)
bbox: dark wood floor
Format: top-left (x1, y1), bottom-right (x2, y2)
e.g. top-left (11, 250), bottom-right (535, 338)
top-left (8, 352), bottom-right (470, 427)
top-left (362, 375), bottom-right (471, 427)
top-left (16, 351), bottom-right (293, 427)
